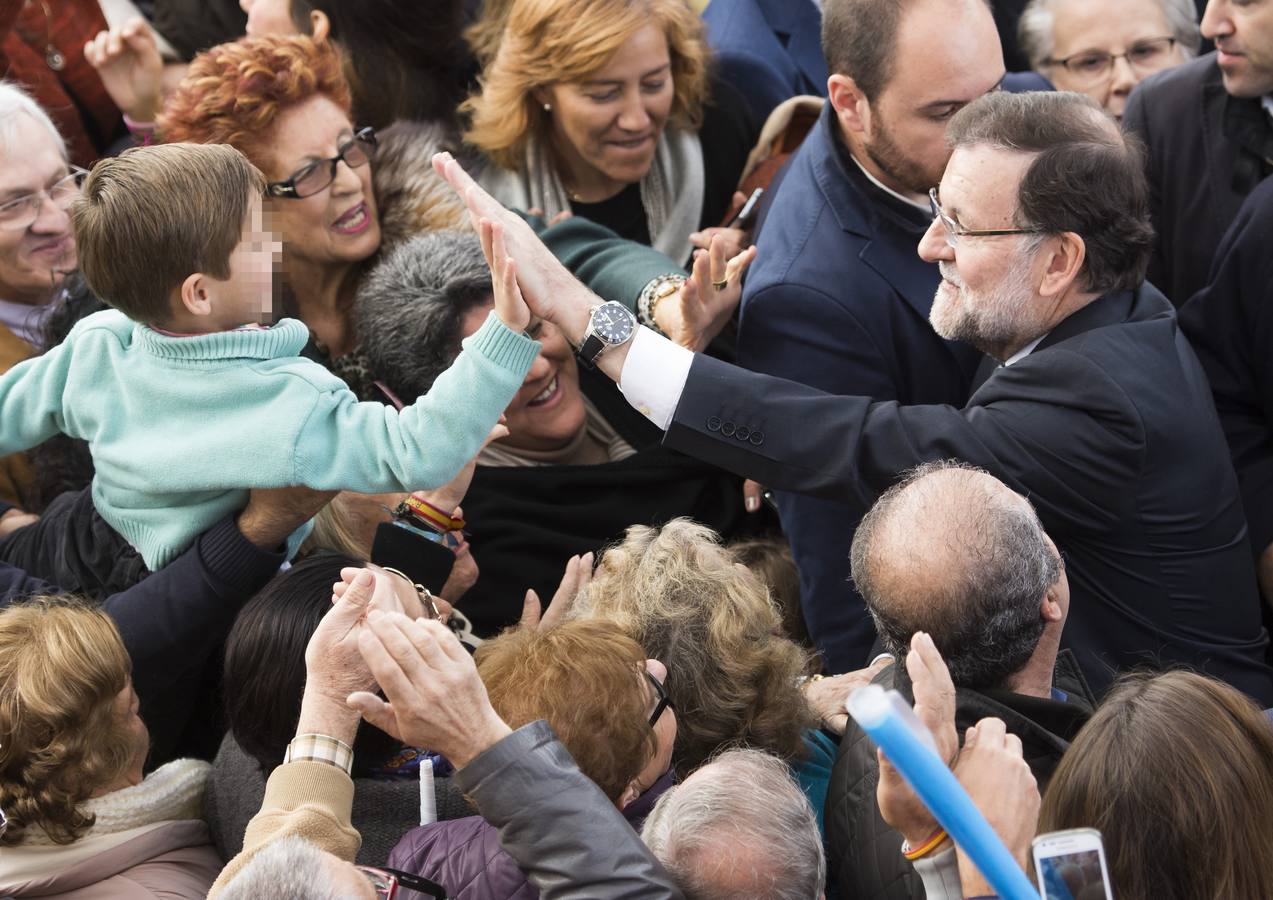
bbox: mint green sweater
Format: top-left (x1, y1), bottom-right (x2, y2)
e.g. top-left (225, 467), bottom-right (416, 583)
top-left (0, 309), bottom-right (539, 569)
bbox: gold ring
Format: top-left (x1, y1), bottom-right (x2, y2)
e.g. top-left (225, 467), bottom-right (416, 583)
top-left (713, 278), bottom-right (728, 291)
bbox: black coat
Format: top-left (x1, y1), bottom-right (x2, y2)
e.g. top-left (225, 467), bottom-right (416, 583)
top-left (664, 284), bottom-right (1273, 704)
top-left (1123, 53), bottom-right (1273, 306)
top-left (825, 653), bottom-right (1094, 900)
top-left (1179, 176), bottom-right (1273, 554)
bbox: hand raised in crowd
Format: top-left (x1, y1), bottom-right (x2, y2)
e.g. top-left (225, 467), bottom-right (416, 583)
top-left (520, 551), bottom-right (594, 630)
top-left (802, 652), bottom-right (893, 735)
top-left (332, 564), bottom-right (454, 623)
top-left (236, 485), bottom-right (338, 550)
top-left (951, 717), bottom-right (1040, 893)
top-left (656, 234), bottom-right (758, 352)
top-left (876, 631), bottom-right (960, 848)
top-left (479, 218), bottom-right (532, 334)
top-left (83, 18), bottom-right (164, 123)
top-left (438, 526), bottom-right (480, 605)
top-left (296, 569), bottom-right (380, 739)
top-left (350, 612), bottom-right (513, 768)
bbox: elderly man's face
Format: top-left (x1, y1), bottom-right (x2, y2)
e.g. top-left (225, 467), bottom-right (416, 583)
top-left (0, 113), bottom-right (77, 305)
top-left (919, 145), bottom-right (1054, 361)
top-left (860, 0), bottom-right (1006, 196)
top-left (1203, 0), bottom-right (1273, 97)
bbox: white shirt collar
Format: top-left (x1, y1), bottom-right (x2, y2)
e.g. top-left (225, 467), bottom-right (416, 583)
top-left (1003, 332), bottom-right (1049, 367)
top-left (1264, 94), bottom-right (1273, 122)
top-left (848, 154), bottom-right (931, 212)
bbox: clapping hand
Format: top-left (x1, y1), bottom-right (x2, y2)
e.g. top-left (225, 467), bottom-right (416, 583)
top-left (656, 234), bottom-right (758, 352)
top-left (520, 551), bottom-right (594, 630)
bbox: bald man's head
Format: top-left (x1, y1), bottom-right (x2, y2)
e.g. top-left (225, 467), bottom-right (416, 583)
top-left (850, 461), bottom-right (1062, 688)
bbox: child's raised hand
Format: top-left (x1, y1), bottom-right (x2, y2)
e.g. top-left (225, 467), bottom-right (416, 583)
top-left (480, 218), bottom-right (532, 334)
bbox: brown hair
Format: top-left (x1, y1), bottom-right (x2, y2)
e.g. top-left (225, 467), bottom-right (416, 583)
top-left (0, 599), bottom-right (135, 846)
top-left (729, 536), bottom-right (814, 655)
top-left (573, 518), bottom-right (814, 774)
top-left (1039, 671), bottom-right (1273, 900)
top-left (462, 0), bottom-right (710, 171)
top-left (476, 620), bottom-right (657, 802)
top-left (72, 143), bottom-right (265, 325)
top-left (158, 35), bottom-right (351, 169)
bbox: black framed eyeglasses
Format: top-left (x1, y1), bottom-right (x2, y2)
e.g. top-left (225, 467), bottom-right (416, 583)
top-left (1046, 37), bottom-right (1178, 84)
top-left (357, 865), bottom-right (447, 899)
top-left (646, 670), bottom-right (674, 727)
top-left (266, 126), bottom-right (378, 199)
top-left (928, 187), bottom-right (1044, 248)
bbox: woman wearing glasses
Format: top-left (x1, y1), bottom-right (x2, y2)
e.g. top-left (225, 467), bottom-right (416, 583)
top-left (1018, 0), bottom-right (1200, 120)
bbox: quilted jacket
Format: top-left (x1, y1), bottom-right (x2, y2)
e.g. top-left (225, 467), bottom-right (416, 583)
top-left (824, 650), bottom-right (1095, 900)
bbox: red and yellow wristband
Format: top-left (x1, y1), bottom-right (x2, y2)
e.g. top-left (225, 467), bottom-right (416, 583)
top-left (902, 828), bottom-right (950, 861)
top-left (399, 495), bottom-right (465, 534)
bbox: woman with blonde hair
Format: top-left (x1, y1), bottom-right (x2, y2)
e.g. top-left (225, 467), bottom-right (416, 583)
top-left (465, 0), bottom-right (757, 262)
top-left (0, 599), bottom-right (220, 898)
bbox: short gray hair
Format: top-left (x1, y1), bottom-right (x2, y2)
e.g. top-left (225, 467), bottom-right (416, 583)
top-left (217, 836), bottom-right (344, 900)
top-left (355, 230), bottom-right (492, 402)
top-left (1018, 0), bottom-right (1200, 70)
top-left (850, 461), bottom-right (1061, 689)
top-left (641, 748), bottom-right (825, 900)
top-left (0, 81), bottom-right (66, 162)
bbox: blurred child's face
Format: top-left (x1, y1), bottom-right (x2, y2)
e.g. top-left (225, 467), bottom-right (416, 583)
top-left (214, 195), bottom-right (283, 327)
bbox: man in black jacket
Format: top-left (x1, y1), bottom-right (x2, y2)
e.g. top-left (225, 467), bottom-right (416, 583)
top-left (431, 89), bottom-right (1273, 705)
top-left (1122, 0), bottom-right (1273, 305)
top-left (824, 462), bottom-right (1093, 900)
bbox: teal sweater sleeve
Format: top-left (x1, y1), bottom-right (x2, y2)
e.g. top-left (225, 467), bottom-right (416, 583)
top-left (292, 311), bottom-right (539, 491)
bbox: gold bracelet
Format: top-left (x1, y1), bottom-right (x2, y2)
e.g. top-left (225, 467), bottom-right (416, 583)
top-left (379, 566), bottom-right (444, 621)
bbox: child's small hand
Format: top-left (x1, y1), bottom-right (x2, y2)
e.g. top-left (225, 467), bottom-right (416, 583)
top-left (480, 218), bottom-right (532, 334)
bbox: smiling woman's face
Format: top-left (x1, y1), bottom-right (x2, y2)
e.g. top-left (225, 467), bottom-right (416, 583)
top-left (462, 302), bottom-right (588, 451)
top-left (0, 113), bottom-right (77, 305)
top-left (260, 93), bottom-right (381, 271)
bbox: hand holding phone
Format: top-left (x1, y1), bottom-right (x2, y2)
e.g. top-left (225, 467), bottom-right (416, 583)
top-left (1032, 827), bottom-right (1115, 900)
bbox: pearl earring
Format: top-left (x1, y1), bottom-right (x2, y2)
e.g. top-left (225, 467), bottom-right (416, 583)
top-left (543, 102), bottom-right (552, 112)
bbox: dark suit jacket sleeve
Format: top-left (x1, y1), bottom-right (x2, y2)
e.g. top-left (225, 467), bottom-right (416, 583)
top-left (664, 350), bottom-right (1144, 519)
top-left (1179, 186), bottom-right (1273, 551)
top-left (1122, 85), bottom-right (1166, 293)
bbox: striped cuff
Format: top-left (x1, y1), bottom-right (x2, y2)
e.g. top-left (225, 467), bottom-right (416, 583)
top-left (284, 734), bottom-right (354, 775)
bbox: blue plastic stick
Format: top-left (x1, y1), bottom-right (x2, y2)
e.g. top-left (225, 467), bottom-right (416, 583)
top-left (847, 685), bottom-right (1040, 900)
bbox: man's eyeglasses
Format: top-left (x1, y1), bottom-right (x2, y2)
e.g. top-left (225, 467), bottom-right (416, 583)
top-left (646, 670), bottom-right (674, 727)
top-left (357, 865), bottom-right (447, 899)
top-left (1046, 37), bottom-right (1178, 85)
top-left (266, 126), bottom-right (377, 199)
top-left (0, 167), bottom-right (88, 232)
top-left (928, 188), bottom-right (1043, 248)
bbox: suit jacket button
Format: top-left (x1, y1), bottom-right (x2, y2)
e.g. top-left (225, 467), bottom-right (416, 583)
top-left (750, 430), bottom-right (765, 445)
top-left (735, 426), bottom-right (750, 441)
top-left (721, 421), bottom-right (736, 437)
top-left (706, 416), bottom-right (721, 432)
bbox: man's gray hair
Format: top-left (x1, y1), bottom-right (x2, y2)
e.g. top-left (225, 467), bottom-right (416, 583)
top-left (641, 748), bottom-right (825, 900)
top-left (0, 81), bottom-right (66, 162)
top-left (850, 461), bottom-right (1061, 689)
top-left (1018, 0), bottom-right (1200, 70)
top-left (355, 230), bottom-right (492, 403)
top-left (217, 836), bottom-right (345, 900)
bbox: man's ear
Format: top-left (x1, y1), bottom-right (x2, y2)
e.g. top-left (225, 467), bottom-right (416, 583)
top-left (179, 272), bottom-right (214, 318)
top-left (309, 9), bottom-right (331, 43)
top-left (827, 73), bottom-right (872, 138)
top-left (1037, 231), bottom-right (1087, 301)
top-left (617, 781), bottom-right (641, 810)
top-left (1040, 584), bottom-right (1065, 623)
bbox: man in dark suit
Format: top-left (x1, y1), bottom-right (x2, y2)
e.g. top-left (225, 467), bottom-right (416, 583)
top-left (429, 88), bottom-right (1273, 705)
top-left (736, 0), bottom-right (1039, 673)
top-left (1122, 0), bottom-right (1273, 305)
top-left (701, 0), bottom-right (827, 123)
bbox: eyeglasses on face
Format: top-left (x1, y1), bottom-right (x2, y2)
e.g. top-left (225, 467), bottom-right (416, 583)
top-left (357, 864), bottom-right (447, 899)
top-left (0, 167), bottom-right (88, 232)
top-left (266, 126), bottom-right (378, 200)
top-left (1046, 37), bottom-right (1178, 84)
top-left (646, 669), bottom-right (674, 727)
top-left (928, 187), bottom-right (1044, 248)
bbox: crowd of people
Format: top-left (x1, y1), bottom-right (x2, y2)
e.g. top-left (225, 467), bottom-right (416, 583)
top-left (0, 0), bottom-right (1271, 897)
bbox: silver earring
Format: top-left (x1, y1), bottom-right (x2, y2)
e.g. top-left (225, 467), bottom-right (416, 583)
top-left (543, 102), bottom-right (552, 112)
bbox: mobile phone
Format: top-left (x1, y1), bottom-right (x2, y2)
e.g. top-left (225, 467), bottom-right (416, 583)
top-left (726, 187), bottom-right (764, 230)
top-left (1032, 828), bottom-right (1115, 900)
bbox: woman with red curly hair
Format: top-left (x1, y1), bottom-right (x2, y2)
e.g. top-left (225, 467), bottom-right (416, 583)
top-left (0, 599), bottom-right (220, 898)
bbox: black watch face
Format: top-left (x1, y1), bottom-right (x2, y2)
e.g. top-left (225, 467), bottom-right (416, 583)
top-left (593, 303), bottom-right (635, 344)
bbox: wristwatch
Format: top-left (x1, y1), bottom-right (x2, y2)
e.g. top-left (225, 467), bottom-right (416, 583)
top-left (577, 301), bottom-right (637, 367)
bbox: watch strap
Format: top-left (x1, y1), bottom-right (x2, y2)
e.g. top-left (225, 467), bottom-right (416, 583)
top-left (578, 332), bottom-right (606, 368)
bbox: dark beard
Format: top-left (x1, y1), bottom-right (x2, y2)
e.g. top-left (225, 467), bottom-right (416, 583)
top-left (863, 118), bottom-right (940, 198)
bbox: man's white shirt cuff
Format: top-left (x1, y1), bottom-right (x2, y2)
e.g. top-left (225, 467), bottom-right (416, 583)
top-left (618, 326), bottom-right (694, 431)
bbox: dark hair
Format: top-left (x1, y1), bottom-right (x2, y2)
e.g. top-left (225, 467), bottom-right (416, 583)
top-left (820, 0), bottom-right (904, 100)
top-left (850, 461), bottom-right (1060, 689)
top-left (355, 231), bottom-right (492, 402)
top-left (946, 91), bottom-right (1154, 295)
top-left (730, 536), bottom-right (814, 654)
top-left (1040, 671), bottom-right (1273, 900)
top-left (288, 0), bottom-right (471, 128)
top-left (223, 552), bottom-right (399, 774)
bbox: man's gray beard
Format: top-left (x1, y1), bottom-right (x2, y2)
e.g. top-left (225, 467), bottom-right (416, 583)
top-left (929, 248), bottom-right (1040, 359)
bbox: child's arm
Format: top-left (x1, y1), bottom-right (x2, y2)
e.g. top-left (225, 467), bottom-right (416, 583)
top-left (292, 223), bottom-right (539, 493)
top-left (0, 338), bottom-right (79, 456)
